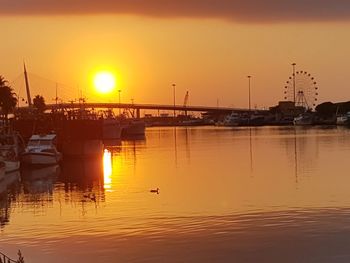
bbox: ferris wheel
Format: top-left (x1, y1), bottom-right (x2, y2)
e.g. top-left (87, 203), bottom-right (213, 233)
top-left (284, 70), bottom-right (319, 109)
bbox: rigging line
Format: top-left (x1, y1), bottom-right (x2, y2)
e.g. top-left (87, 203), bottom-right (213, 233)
top-left (27, 72), bottom-right (90, 99)
top-left (27, 72), bottom-right (78, 91)
top-left (8, 72), bottom-right (24, 85)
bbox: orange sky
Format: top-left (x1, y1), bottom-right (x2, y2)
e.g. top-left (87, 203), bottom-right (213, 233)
top-left (1, 10), bottom-right (350, 108)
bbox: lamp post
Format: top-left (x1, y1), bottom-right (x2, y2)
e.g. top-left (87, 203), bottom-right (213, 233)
top-left (118, 89), bottom-right (121, 115)
top-left (247, 75), bottom-right (252, 124)
top-left (172, 83), bottom-right (176, 119)
top-left (292, 63), bottom-right (296, 104)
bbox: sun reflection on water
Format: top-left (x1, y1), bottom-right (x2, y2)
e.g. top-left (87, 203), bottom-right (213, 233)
top-left (103, 149), bottom-right (112, 190)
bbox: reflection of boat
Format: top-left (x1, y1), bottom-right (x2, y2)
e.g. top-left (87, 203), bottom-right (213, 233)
top-left (21, 134), bottom-right (62, 166)
top-left (61, 158), bottom-right (104, 186)
top-left (22, 165), bottom-right (60, 194)
top-left (293, 113), bottom-right (314, 125)
top-left (0, 129), bottom-right (24, 173)
top-left (336, 112), bottom-right (350, 125)
top-left (21, 164), bottom-right (60, 181)
top-left (0, 170), bottom-right (20, 195)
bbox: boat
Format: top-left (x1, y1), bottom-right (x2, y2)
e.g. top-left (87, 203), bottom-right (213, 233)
top-left (293, 113), bottom-right (314, 125)
top-left (102, 118), bottom-right (122, 140)
top-left (0, 128), bottom-right (24, 173)
top-left (216, 113), bottom-right (242, 127)
top-left (21, 134), bottom-right (62, 166)
top-left (249, 114), bottom-right (266, 126)
top-left (336, 112), bottom-right (350, 125)
top-left (122, 119), bottom-right (146, 137)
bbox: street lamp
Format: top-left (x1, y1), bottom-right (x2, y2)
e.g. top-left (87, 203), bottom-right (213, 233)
top-left (172, 83), bottom-right (176, 119)
top-left (292, 63), bottom-right (296, 104)
top-left (118, 89), bottom-right (121, 115)
top-left (247, 75), bottom-right (252, 124)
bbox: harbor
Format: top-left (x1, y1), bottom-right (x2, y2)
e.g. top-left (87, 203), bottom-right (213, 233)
top-left (3, 1), bottom-right (350, 261)
top-left (2, 126), bottom-right (350, 262)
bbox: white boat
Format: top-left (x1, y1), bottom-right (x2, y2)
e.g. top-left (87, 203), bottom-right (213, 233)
top-left (336, 112), bottom-right (350, 125)
top-left (0, 129), bottom-right (23, 173)
top-left (21, 134), bottom-right (62, 166)
top-left (217, 113), bottom-right (242, 127)
top-left (293, 113), bottom-right (314, 125)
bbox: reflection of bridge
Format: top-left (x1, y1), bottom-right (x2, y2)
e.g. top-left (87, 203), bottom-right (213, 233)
top-left (45, 102), bottom-right (267, 118)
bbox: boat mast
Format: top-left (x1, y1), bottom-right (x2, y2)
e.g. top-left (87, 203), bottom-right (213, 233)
top-left (23, 62), bottom-right (33, 107)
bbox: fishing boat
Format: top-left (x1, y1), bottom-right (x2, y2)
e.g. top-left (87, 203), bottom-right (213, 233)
top-left (21, 134), bottom-right (62, 166)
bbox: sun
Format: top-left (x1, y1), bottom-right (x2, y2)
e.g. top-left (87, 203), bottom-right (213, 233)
top-left (94, 72), bottom-right (116, 94)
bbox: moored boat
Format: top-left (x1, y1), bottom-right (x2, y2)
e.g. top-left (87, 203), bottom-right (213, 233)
top-left (103, 118), bottom-right (122, 140)
top-left (122, 119), bottom-right (146, 136)
top-left (336, 112), bottom-right (350, 125)
top-left (0, 128), bottom-right (24, 173)
top-left (293, 113), bottom-right (314, 126)
top-left (216, 112), bottom-right (242, 127)
top-left (21, 134), bottom-right (62, 166)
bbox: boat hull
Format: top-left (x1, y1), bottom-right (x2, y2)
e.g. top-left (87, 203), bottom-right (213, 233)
top-left (0, 166), bottom-right (4, 181)
top-left (103, 120), bottom-right (122, 140)
top-left (122, 121), bottom-right (146, 136)
top-left (4, 160), bottom-right (20, 173)
top-left (336, 116), bottom-right (350, 125)
top-left (21, 152), bottom-right (61, 166)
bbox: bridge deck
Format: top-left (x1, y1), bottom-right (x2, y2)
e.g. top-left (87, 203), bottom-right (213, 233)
top-left (44, 102), bottom-right (266, 113)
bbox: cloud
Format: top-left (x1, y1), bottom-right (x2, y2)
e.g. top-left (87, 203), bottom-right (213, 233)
top-left (1, 0), bottom-right (350, 23)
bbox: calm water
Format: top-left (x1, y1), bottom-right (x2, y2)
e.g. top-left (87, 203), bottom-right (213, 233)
top-left (2, 126), bottom-right (350, 262)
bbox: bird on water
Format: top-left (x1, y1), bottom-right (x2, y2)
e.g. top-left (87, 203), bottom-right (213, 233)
top-left (150, 188), bottom-right (159, 194)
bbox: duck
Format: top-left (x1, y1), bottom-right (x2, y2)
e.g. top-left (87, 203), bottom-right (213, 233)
top-left (83, 193), bottom-right (96, 201)
top-left (150, 188), bottom-right (159, 194)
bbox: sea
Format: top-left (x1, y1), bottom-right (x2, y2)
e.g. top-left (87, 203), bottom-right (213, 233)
top-left (1, 126), bottom-right (350, 263)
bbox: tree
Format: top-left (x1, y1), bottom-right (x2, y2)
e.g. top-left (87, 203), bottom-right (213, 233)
top-left (33, 95), bottom-right (46, 113)
top-left (0, 76), bottom-right (17, 122)
top-left (315, 102), bottom-right (336, 117)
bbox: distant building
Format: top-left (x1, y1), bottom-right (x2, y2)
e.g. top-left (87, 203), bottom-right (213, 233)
top-left (270, 101), bottom-right (305, 120)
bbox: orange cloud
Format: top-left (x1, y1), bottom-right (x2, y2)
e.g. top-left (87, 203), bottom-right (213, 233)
top-left (1, 0), bottom-right (350, 23)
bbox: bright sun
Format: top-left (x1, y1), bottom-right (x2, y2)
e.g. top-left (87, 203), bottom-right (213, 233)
top-left (94, 72), bottom-right (116, 93)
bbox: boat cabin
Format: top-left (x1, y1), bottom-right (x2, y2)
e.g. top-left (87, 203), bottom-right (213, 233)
top-left (27, 134), bottom-right (57, 148)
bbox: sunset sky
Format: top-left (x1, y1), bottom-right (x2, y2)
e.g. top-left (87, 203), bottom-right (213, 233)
top-left (1, 0), bottom-right (350, 108)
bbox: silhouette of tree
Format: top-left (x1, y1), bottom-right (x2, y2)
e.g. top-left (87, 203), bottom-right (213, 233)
top-left (0, 76), bottom-right (17, 122)
top-left (33, 95), bottom-right (46, 113)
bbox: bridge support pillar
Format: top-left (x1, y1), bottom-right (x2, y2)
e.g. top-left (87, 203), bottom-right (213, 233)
top-left (136, 108), bottom-right (141, 119)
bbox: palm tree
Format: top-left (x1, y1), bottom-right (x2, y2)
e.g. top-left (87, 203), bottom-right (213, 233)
top-left (33, 95), bottom-right (46, 113)
top-left (0, 76), bottom-right (17, 122)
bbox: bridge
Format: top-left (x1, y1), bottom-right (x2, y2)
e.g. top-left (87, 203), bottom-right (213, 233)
top-left (44, 102), bottom-right (268, 118)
